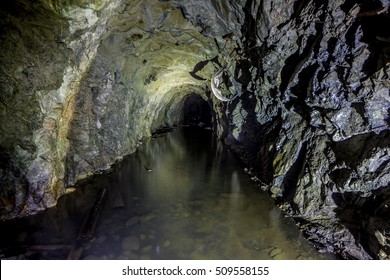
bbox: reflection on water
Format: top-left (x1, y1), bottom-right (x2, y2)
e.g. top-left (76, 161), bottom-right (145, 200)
top-left (85, 128), bottom-right (332, 260)
top-left (0, 128), bottom-right (334, 260)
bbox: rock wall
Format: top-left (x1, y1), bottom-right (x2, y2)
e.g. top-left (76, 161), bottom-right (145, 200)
top-left (215, 0), bottom-right (390, 259)
top-left (0, 0), bottom-right (122, 218)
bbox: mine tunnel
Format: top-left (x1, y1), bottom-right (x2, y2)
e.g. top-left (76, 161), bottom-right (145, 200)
top-left (0, 0), bottom-right (390, 260)
top-left (180, 94), bottom-right (212, 127)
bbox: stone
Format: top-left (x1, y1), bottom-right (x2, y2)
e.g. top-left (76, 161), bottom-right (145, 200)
top-left (142, 246), bottom-right (153, 253)
top-left (65, 187), bottom-right (76, 194)
top-left (122, 236), bottom-right (140, 251)
top-left (123, 251), bottom-right (139, 259)
top-left (140, 213), bottom-right (156, 223)
top-left (126, 217), bottom-right (139, 227)
top-left (110, 224), bottom-right (124, 235)
top-left (375, 231), bottom-right (387, 246)
top-left (269, 248), bottom-right (282, 258)
top-left (182, 211), bottom-right (190, 218)
top-left (95, 235), bottom-right (107, 244)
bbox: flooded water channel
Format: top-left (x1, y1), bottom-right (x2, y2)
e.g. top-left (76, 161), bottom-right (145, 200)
top-left (0, 127), bottom-right (334, 260)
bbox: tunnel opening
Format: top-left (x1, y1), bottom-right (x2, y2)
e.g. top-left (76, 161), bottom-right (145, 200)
top-left (180, 94), bottom-right (212, 128)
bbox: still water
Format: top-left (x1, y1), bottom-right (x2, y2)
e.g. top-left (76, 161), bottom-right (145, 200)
top-left (0, 127), bottom-right (333, 259)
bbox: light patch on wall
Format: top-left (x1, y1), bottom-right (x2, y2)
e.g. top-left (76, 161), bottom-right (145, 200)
top-left (231, 101), bottom-right (247, 140)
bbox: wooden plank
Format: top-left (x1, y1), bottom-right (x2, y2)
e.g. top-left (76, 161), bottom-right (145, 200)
top-left (67, 188), bottom-right (107, 260)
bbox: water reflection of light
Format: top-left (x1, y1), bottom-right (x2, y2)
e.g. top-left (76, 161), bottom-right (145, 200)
top-left (227, 171), bottom-right (241, 210)
top-left (140, 131), bottom-right (192, 204)
top-left (231, 171), bottom-right (240, 193)
top-left (91, 128), bottom-right (334, 260)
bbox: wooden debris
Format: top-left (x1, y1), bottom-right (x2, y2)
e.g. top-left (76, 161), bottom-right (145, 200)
top-left (67, 188), bottom-right (107, 260)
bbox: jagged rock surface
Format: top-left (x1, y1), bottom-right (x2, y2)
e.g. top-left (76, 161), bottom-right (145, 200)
top-left (0, 0), bottom-right (389, 260)
top-left (217, 0), bottom-right (390, 259)
top-left (0, 0), bottom-right (122, 217)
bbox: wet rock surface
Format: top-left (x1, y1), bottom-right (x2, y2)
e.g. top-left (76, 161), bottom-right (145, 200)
top-left (0, 0), bottom-right (389, 259)
top-left (216, 0), bottom-right (390, 259)
top-left (0, 0), bottom-right (121, 218)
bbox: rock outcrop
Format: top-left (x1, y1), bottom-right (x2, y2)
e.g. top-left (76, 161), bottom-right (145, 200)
top-left (0, 0), bottom-right (389, 259)
top-left (0, 0), bottom-right (122, 217)
top-left (217, 0), bottom-right (390, 259)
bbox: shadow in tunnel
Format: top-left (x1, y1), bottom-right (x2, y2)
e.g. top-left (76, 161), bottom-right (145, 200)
top-left (332, 185), bottom-right (390, 259)
top-left (181, 94), bottom-right (212, 127)
top-left (342, 0), bottom-right (390, 77)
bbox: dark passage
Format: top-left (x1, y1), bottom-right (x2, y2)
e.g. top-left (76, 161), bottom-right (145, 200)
top-left (181, 94), bottom-right (212, 127)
